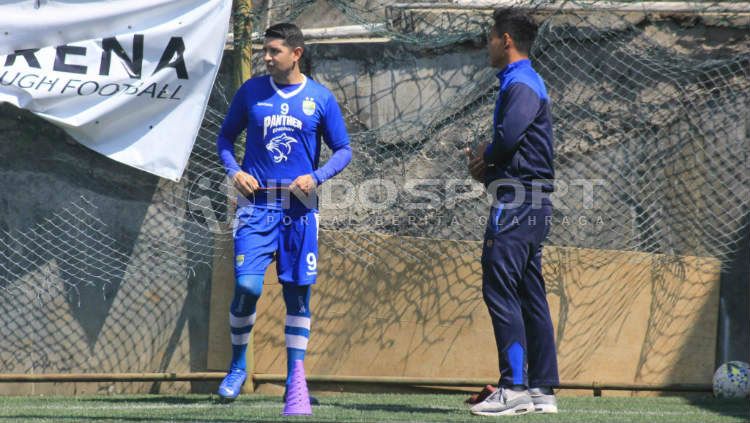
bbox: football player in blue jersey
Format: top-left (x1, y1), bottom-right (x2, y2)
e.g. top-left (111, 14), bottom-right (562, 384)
top-left (466, 8), bottom-right (559, 416)
top-left (215, 23), bottom-right (352, 406)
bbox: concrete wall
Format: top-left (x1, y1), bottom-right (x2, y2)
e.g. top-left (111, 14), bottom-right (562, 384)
top-left (0, 53), bottom-right (236, 394)
top-left (247, 233), bottom-right (721, 391)
top-left (0, 6), bottom-right (747, 395)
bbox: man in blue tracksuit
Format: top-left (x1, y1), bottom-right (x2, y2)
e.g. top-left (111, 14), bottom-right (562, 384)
top-left (466, 8), bottom-right (559, 416)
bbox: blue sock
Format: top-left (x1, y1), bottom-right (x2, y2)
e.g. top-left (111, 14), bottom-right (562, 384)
top-left (229, 274), bottom-right (264, 371)
top-left (282, 283), bottom-right (311, 386)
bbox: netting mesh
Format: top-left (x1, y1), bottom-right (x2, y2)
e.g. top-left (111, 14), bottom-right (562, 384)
top-left (0, 0), bottom-right (748, 383)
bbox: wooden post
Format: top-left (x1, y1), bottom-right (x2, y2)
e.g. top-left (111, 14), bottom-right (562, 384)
top-left (233, 0), bottom-right (253, 89)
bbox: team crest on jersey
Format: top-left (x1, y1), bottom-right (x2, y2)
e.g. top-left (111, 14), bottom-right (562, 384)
top-left (302, 97), bottom-right (316, 116)
top-left (266, 133), bottom-right (298, 163)
top-left (236, 254), bottom-right (245, 266)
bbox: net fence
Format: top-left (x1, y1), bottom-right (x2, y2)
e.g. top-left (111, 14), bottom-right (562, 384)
top-left (0, 0), bottom-right (747, 384)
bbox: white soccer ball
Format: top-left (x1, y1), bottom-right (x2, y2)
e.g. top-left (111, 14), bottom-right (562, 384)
top-left (712, 361), bottom-right (750, 399)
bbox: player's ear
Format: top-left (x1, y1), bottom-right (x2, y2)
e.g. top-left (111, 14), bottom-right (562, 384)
top-left (292, 46), bottom-right (304, 61)
top-left (502, 32), bottom-right (512, 50)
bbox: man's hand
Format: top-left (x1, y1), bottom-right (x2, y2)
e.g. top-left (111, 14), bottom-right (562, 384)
top-left (232, 171), bottom-right (260, 197)
top-left (466, 142), bottom-right (489, 183)
top-left (289, 174), bottom-right (317, 195)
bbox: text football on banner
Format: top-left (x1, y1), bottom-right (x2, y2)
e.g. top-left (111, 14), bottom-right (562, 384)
top-left (0, 0), bottom-right (232, 181)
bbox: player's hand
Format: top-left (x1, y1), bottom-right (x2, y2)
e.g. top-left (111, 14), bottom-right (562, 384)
top-left (289, 174), bottom-right (317, 195)
top-left (233, 171), bottom-right (259, 197)
top-left (466, 142), bottom-right (488, 183)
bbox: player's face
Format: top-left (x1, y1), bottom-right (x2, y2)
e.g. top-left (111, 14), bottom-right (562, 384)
top-left (263, 38), bottom-right (303, 77)
top-left (487, 26), bottom-right (507, 69)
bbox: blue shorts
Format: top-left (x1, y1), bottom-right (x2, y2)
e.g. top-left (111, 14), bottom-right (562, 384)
top-left (233, 206), bottom-right (319, 285)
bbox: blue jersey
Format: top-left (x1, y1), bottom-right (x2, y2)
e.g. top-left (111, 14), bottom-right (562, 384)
top-left (217, 74), bottom-right (350, 209)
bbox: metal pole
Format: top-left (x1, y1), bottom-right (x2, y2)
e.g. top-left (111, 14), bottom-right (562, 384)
top-left (252, 374), bottom-right (712, 393)
top-left (0, 373), bottom-right (711, 394)
top-left (391, 1), bottom-right (750, 14)
top-left (0, 373), bottom-right (227, 383)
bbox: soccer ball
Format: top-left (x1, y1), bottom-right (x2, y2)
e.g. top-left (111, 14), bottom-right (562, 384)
top-left (712, 361), bottom-right (750, 399)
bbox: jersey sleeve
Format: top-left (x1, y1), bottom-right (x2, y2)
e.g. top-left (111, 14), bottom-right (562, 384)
top-left (319, 92), bottom-right (350, 150)
top-left (216, 84), bottom-right (249, 178)
top-left (484, 82), bottom-right (541, 165)
top-left (312, 92), bottom-right (352, 185)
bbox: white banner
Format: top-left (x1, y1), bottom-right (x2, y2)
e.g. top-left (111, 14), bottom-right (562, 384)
top-left (0, 0), bottom-right (232, 181)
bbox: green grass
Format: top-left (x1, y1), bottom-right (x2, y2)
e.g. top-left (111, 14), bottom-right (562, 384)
top-left (0, 393), bottom-right (747, 422)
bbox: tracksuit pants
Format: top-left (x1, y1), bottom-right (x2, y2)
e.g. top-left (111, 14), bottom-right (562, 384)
top-left (481, 200), bottom-right (560, 388)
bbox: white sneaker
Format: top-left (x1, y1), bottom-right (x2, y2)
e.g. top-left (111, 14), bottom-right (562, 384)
top-left (529, 387), bottom-right (558, 413)
top-left (469, 387), bottom-right (534, 416)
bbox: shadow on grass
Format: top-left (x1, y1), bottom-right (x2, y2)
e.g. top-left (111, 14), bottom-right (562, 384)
top-left (76, 395), bottom-right (212, 405)
top-left (685, 398), bottom-right (750, 419)
top-left (75, 394), bottom-right (284, 407)
top-left (0, 417), bottom-right (249, 423)
top-left (339, 402), bottom-right (460, 415)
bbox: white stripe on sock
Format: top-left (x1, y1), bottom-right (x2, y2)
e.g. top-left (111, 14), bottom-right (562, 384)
top-left (230, 312), bottom-right (256, 328)
top-left (285, 315), bottom-right (311, 330)
top-left (285, 334), bottom-right (309, 350)
top-left (231, 332), bottom-right (251, 345)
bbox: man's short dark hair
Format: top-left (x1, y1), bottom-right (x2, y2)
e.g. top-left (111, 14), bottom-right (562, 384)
top-left (264, 22), bottom-right (305, 50)
top-left (492, 8), bottom-right (538, 55)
